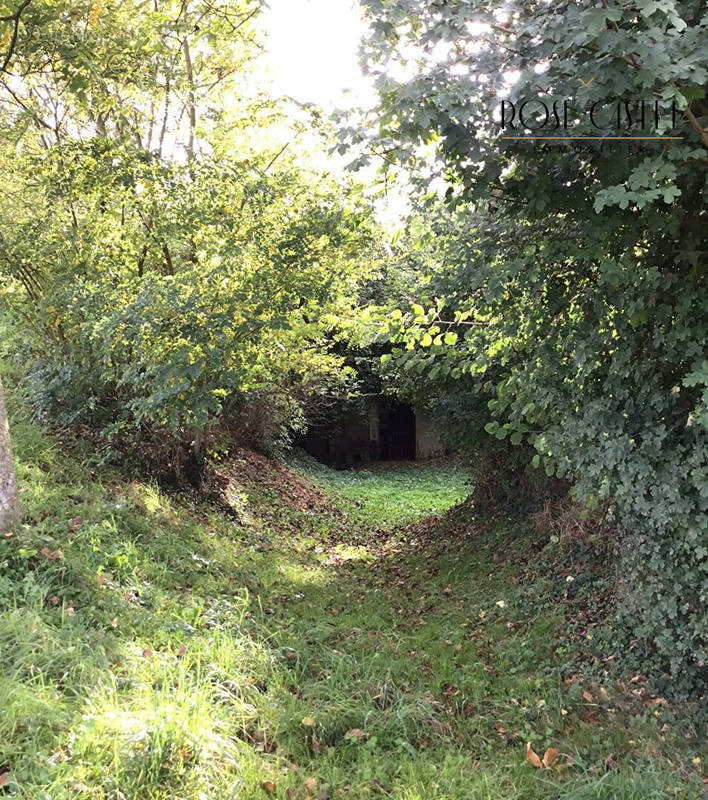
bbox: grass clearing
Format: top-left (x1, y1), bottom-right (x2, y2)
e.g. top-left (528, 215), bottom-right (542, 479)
top-left (0, 402), bottom-right (705, 798)
top-left (290, 454), bottom-right (471, 527)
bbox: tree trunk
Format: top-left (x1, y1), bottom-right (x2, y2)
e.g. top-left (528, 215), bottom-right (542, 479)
top-left (182, 36), bottom-right (196, 161)
top-left (0, 376), bottom-right (19, 532)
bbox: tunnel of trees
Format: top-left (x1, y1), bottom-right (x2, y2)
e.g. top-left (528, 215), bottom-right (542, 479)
top-left (0, 0), bottom-right (705, 784)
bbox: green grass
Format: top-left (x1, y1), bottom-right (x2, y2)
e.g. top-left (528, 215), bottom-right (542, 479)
top-left (0, 402), bottom-right (705, 798)
top-left (291, 454), bottom-right (471, 527)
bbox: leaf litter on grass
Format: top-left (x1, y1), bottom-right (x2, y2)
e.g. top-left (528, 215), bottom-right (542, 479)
top-left (1, 432), bottom-right (704, 799)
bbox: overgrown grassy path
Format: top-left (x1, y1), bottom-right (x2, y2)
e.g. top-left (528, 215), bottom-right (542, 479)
top-left (251, 459), bottom-right (704, 800)
top-left (1, 429), bottom-right (704, 798)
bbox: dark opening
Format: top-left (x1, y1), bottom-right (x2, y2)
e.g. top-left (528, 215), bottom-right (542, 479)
top-left (302, 428), bottom-right (331, 464)
top-left (379, 402), bottom-right (416, 460)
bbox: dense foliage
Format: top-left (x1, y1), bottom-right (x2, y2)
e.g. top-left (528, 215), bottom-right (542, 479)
top-left (0, 0), bottom-right (376, 477)
top-left (1, 0), bottom-right (706, 705)
top-left (350, 0), bottom-right (708, 695)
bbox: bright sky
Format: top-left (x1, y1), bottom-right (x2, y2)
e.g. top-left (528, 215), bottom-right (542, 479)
top-left (259, 0), bottom-right (413, 227)
top-left (261, 0), bottom-right (455, 227)
top-left (261, 0), bottom-right (375, 111)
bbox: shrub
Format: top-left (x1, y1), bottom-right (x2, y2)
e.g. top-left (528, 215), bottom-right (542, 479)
top-left (3, 147), bottom-right (371, 482)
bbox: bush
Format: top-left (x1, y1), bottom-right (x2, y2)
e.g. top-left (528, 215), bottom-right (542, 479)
top-left (356, 0), bottom-right (708, 699)
top-left (3, 147), bottom-right (371, 482)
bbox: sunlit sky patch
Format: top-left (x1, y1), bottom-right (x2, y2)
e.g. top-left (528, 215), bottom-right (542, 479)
top-left (260, 0), bottom-right (375, 110)
top-left (259, 0), bottom-right (486, 225)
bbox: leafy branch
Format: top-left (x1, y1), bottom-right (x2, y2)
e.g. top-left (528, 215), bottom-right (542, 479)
top-left (0, 0), bottom-right (32, 74)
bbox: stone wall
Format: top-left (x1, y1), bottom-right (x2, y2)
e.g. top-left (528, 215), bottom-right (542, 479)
top-left (415, 411), bottom-right (445, 459)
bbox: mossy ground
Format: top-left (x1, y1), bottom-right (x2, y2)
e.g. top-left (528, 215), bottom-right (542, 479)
top-left (0, 400), bottom-right (705, 799)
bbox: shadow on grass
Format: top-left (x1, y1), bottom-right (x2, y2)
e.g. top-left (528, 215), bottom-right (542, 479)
top-left (0, 421), bottom-right (703, 799)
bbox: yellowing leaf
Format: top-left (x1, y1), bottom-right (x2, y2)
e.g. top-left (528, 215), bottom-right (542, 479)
top-left (88, 2), bottom-right (101, 26)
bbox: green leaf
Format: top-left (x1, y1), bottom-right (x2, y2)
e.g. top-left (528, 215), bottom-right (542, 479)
top-left (678, 86), bottom-right (705, 103)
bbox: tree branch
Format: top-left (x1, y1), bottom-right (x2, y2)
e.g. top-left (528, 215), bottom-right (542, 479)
top-left (1, 0), bottom-right (32, 74)
top-left (682, 104), bottom-right (708, 150)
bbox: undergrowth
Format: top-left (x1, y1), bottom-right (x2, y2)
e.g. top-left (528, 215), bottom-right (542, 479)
top-left (0, 386), bottom-right (705, 798)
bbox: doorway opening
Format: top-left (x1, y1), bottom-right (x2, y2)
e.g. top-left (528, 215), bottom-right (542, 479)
top-left (378, 401), bottom-right (416, 461)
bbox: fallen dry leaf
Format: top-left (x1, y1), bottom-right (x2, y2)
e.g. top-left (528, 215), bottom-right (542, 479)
top-left (643, 697), bottom-right (666, 707)
top-left (0, 773), bottom-right (9, 787)
top-left (430, 719), bottom-right (450, 736)
top-left (311, 733), bottom-right (321, 754)
top-left (526, 742), bottom-right (544, 769)
top-left (261, 780), bottom-right (276, 794)
top-left (542, 747), bottom-right (559, 768)
top-left (527, 743), bottom-right (560, 769)
top-left (346, 728), bottom-right (367, 740)
top-left (303, 777), bottom-right (318, 795)
top-left (582, 690), bottom-right (594, 703)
